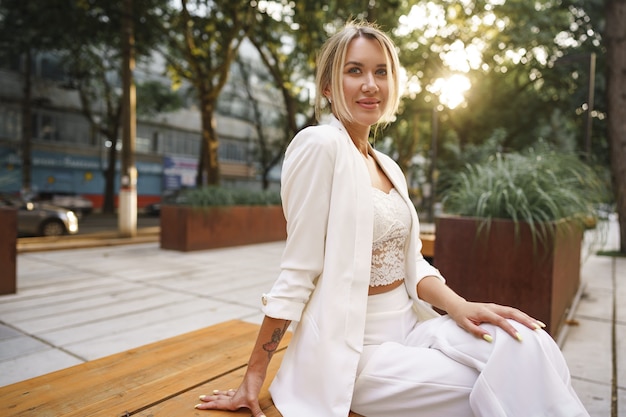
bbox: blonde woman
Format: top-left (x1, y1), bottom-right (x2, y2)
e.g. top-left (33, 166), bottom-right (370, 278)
top-left (195, 21), bottom-right (589, 417)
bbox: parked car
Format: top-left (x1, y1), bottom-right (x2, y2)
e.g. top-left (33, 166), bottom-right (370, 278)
top-left (144, 189), bottom-right (188, 216)
top-left (28, 191), bottom-right (94, 218)
top-left (0, 195), bottom-right (79, 237)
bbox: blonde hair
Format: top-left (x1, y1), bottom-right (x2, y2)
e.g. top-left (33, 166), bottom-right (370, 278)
top-left (314, 21), bottom-right (401, 127)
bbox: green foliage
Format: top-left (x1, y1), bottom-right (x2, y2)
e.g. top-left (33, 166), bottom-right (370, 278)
top-left (0, 0), bottom-right (76, 54)
top-left (179, 186), bottom-right (281, 207)
top-left (441, 149), bottom-right (608, 245)
top-left (136, 80), bottom-right (184, 116)
top-left (161, 0), bottom-right (257, 186)
top-left (393, 0), bottom-right (608, 179)
top-left (163, 1), bottom-right (257, 99)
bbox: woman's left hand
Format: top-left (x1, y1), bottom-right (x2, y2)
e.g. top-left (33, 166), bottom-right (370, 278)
top-left (417, 276), bottom-right (546, 342)
top-left (446, 299), bottom-right (546, 342)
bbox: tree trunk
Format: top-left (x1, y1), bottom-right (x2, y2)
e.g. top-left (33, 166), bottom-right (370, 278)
top-left (605, 0), bottom-right (626, 253)
top-left (398, 111), bottom-right (421, 175)
top-left (102, 133), bottom-right (118, 214)
top-left (197, 102), bottom-right (220, 186)
top-left (20, 49), bottom-right (32, 194)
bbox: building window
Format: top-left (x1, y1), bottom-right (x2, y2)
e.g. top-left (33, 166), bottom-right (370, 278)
top-left (39, 55), bottom-right (65, 81)
top-left (57, 113), bottom-right (90, 144)
top-left (219, 138), bottom-right (247, 162)
top-left (36, 113), bottom-right (59, 141)
top-left (136, 124), bottom-right (154, 154)
top-left (0, 106), bottom-right (20, 141)
top-left (152, 131), bottom-right (159, 153)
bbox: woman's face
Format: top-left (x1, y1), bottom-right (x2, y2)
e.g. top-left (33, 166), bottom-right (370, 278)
top-left (340, 36), bottom-right (389, 129)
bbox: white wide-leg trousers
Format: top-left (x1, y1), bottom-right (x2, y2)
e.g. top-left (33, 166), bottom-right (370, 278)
top-left (351, 286), bottom-right (589, 417)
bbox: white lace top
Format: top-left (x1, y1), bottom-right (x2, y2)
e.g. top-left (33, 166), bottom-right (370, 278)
top-left (370, 188), bottom-right (412, 287)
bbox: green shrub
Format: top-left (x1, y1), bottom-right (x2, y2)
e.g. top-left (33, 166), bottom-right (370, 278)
top-left (441, 150), bottom-right (608, 245)
top-left (178, 186), bottom-right (281, 207)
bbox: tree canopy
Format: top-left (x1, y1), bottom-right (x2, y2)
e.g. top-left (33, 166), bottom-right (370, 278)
top-left (2, 0), bottom-right (622, 250)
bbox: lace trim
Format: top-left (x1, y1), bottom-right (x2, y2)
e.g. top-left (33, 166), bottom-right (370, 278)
top-left (370, 188), bottom-right (411, 287)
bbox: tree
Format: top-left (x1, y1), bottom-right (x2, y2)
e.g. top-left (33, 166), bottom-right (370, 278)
top-left (162, 0), bottom-right (256, 186)
top-left (0, 0), bottom-right (75, 194)
top-left (0, 0), bottom-right (168, 212)
top-left (60, 0), bottom-right (169, 213)
top-left (395, 1), bottom-right (581, 151)
top-left (604, 0), bottom-right (626, 253)
top-left (241, 3), bottom-right (324, 190)
top-left (245, 0), bottom-right (408, 188)
top-left (386, 0), bottom-right (615, 221)
top-left (231, 55), bottom-right (287, 190)
top-left (528, 0), bottom-right (622, 252)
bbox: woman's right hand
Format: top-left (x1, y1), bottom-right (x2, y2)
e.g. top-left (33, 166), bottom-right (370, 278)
top-left (195, 373), bottom-right (266, 416)
top-left (196, 316), bottom-right (290, 415)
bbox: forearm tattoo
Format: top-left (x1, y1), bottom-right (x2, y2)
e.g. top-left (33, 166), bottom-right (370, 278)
top-left (262, 322), bottom-right (289, 359)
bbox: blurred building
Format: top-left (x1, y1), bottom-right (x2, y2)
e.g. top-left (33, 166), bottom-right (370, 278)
top-left (0, 42), bottom-right (284, 210)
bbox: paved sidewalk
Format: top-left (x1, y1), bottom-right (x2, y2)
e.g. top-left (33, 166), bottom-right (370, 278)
top-left (560, 216), bottom-right (625, 417)
top-left (0, 217), bottom-right (623, 416)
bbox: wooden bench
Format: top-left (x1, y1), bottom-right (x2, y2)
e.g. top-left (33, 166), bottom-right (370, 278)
top-left (0, 320), bottom-right (362, 417)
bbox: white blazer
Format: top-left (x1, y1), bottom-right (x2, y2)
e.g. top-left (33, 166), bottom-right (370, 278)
top-left (262, 117), bottom-right (444, 417)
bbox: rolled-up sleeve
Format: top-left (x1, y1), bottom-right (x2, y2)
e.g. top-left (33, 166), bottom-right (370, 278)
top-left (411, 216), bottom-right (445, 306)
top-left (414, 240), bottom-right (445, 285)
top-left (262, 128), bottom-right (337, 322)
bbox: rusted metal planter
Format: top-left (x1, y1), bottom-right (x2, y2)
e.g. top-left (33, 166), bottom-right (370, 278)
top-left (160, 205), bottom-right (286, 252)
top-left (434, 215), bottom-right (583, 336)
top-left (0, 207), bottom-right (17, 295)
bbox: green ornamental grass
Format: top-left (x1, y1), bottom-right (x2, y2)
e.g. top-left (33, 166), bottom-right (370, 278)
top-left (179, 186), bottom-right (281, 207)
top-left (441, 150), bottom-right (607, 247)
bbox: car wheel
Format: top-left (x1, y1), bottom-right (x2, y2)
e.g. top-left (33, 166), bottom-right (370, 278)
top-left (40, 220), bottom-right (66, 237)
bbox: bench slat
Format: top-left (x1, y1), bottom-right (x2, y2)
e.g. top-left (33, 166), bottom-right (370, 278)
top-left (0, 320), bottom-right (367, 417)
top-left (135, 346), bottom-right (287, 416)
top-left (0, 320), bottom-right (283, 417)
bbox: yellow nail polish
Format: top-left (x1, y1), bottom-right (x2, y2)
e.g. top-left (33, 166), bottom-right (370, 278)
top-left (483, 334), bottom-right (493, 343)
top-left (199, 395), bottom-right (206, 400)
top-left (194, 404), bottom-right (202, 409)
top-left (515, 332), bottom-right (523, 342)
top-left (532, 323), bottom-right (541, 330)
top-left (212, 389), bottom-right (220, 394)
top-left (536, 320), bottom-right (547, 328)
